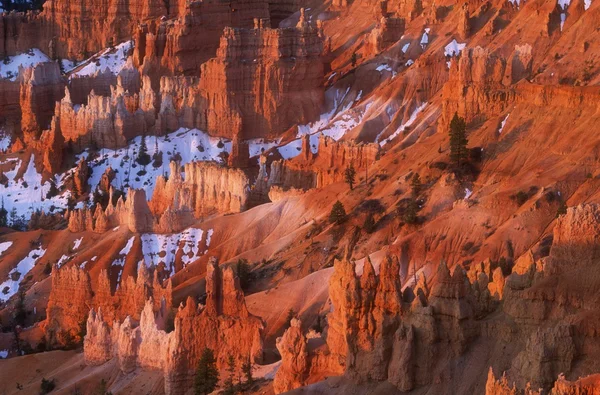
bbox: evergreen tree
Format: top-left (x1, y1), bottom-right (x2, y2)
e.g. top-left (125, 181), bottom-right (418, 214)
top-left (351, 52), bottom-right (358, 67)
top-left (363, 213), bottom-right (376, 234)
top-left (401, 199), bottom-right (418, 225)
top-left (410, 173), bottom-right (422, 197)
top-left (241, 358), bottom-right (253, 386)
top-left (223, 355), bottom-right (236, 395)
top-left (136, 133), bottom-right (151, 166)
top-left (329, 201), bottom-right (347, 225)
top-left (284, 308), bottom-right (296, 330)
top-left (235, 259), bottom-right (251, 292)
top-left (13, 289), bottom-right (27, 327)
top-left (449, 113), bottom-right (468, 167)
top-left (0, 198), bottom-right (7, 227)
top-left (556, 201), bottom-right (568, 218)
top-left (344, 163), bottom-right (356, 190)
top-left (194, 348), bottom-right (219, 395)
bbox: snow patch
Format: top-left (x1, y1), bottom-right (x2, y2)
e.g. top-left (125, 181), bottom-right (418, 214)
top-left (464, 188), bottom-right (473, 200)
top-left (141, 227), bottom-right (210, 274)
top-left (86, 128), bottom-right (231, 199)
top-left (0, 247), bottom-right (46, 302)
top-left (0, 242), bottom-right (12, 257)
top-left (378, 103), bottom-right (427, 146)
top-left (444, 40), bottom-right (466, 57)
top-left (73, 237), bottom-right (83, 250)
top-left (420, 29), bottom-right (430, 49)
top-left (498, 114), bottom-right (510, 134)
top-left (376, 64), bottom-right (393, 73)
top-left (0, 155), bottom-right (71, 227)
top-left (57, 254), bottom-right (70, 267)
top-left (120, 236), bottom-right (135, 256)
top-left (402, 43), bottom-right (410, 53)
top-left (0, 49), bottom-right (51, 81)
top-left (72, 41), bottom-right (134, 78)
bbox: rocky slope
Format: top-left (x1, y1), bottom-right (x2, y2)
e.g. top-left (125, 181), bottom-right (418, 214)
top-left (2, 0), bottom-right (600, 394)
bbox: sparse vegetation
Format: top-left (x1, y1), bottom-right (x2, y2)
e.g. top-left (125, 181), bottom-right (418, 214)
top-left (40, 378), bottom-right (56, 394)
top-left (223, 355), bottom-right (236, 395)
top-left (241, 357), bottom-right (253, 386)
top-left (345, 163), bottom-right (356, 190)
top-left (136, 133), bottom-right (151, 166)
top-left (284, 308), bottom-right (296, 329)
top-left (194, 348), bottom-right (219, 395)
top-left (449, 113), bottom-right (469, 167)
top-left (363, 213), bottom-right (376, 233)
top-left (410, 173), bottom-right (422, 197)
top-left (329, 201), bottom-right (347, 225)
top-left (235, 259), bottom-right (252, 292)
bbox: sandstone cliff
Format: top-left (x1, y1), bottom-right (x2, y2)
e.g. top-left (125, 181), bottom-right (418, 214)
top-left (83, 257), bottom-right (264, 395)
top-left (43, 262), bottom-right (171, 348)
top-left (198, 15), bottom-right (325, 140)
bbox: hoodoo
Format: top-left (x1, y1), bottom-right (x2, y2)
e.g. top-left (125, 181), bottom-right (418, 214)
top-left (1, 0), bottom-right (600, 394)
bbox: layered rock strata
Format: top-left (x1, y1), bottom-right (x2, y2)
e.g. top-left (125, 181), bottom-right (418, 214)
top-left (198, 13), bottom-right (325, 140)
top-left (67, 161), bottom-right (250, 234)
top-left (258, 134), bottom-right (380, 200)
top-left (43, 262), bottom-right (171, 348)
top-left (83, 258), bottom-right (264, 395)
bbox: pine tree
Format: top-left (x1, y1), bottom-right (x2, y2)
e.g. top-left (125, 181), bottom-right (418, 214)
top-left (284, 308), bottom-right (296, 330)
top-left (241, 358), bottom-right (253, 386)
top-left (401, 199), bottom-right (418, 225)
top-left (13, 289), bottom-right (27, 326)
top-left (0, 198), bottom-right (7, 228)
top-left (329, 201), bottom-right (347, 225)
top-left (236, 259), bottom-right (251, 292)
top-left (449, 113), bottom-right (468, 167)
top-left (223, 355), bottom-right (236, 395)
top-left (351, 52), bottom-right (358, 67)
top-left (194, 348), bottom-right (219, 395)
top-left (344, 163), bottom-right (356, 190)
top-left (363, 213), bottom-right (376, 234)
top-left (410, 173), bottom-right (422, 197)
top-left (136, 133), bottom-right (151, 166)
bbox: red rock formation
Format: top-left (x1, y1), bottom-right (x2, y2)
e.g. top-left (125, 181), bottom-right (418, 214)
top-left (0, 0), bottom-right (186, 59)
top-left (44, 262), bottom-right (171, 348)
top-left (327, 255), bottom-right (403, 382)
top-left (19, 62), bottom-right (65, 140)
top-left (261, 134), bottom-right (380, 198)
top-left (440, 46), bottom-right (515, 132)
top-left (57, 79), bottom-right (149, 149)
top-left (273, 318), bottom-right (309, 393)
top-left (368, 2), bottom-right (405, 55)
top-left (83, 258), bottom-right (264, 395)
top-left (43, 264), bottom-right (94, 346)
top-left (551, 374), bottom-right (600, 394)
top-left (198, 19), bottom-right (325, 140)
top-left (0, 79), bottom-right (21, 133)
top-left (134, 1), bottom-right (272, 76)
top-left (150, 161), bottom-right (251, 220)
top-left (485, 368), bottom-right (600, 395)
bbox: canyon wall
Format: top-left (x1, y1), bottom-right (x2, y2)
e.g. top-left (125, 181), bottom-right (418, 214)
top-left (440, 46), bottom-right (516, 131)
top-left (198, 13), bottom-right (325, 140)
top-left (274, 205), bottom-right (600, 393)
top-left (84, 258), bottom-right (264, 395)
top-left (258, 134), bottom-right (380, 200)
top-left (43, 262), bottom-right (171, 348)
top-left (150, 161), bottom-right (251, 219)
top-left (68, 161), bottom-right (250, 234)
top-left (19, 62), bottom-right (65, 140)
